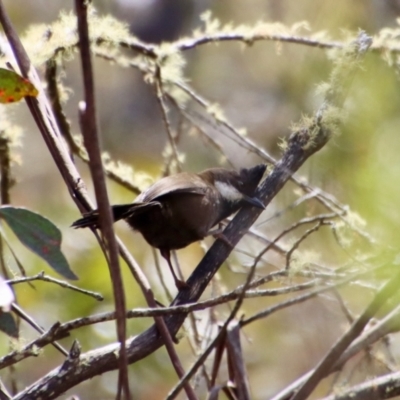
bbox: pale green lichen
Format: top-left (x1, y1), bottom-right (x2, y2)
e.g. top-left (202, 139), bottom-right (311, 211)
top-left (206, 103), bottom-right (227, 124)
top-left (288, 249), bottom-right (320, 276)
top-left (277, 136), bottom-right (288, 151)
top-left (333, 210), bottom-right (366, 248)
top-left (161, 143), bottom-right (186, 165)
top-left (197, 10), bottom-right (313, 43)
top-left (155, 45), bottom-right (189, 106)
top-left (101, 152), bottom-right (153, 192)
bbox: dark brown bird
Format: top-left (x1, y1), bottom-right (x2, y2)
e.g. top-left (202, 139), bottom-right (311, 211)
top-left (72, 164), bottom-right (266, 289)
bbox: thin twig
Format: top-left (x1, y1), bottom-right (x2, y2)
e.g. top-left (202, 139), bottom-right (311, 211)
top-left (73, 2), bottom-right (129, 398)
top-left (285, 221), bottom-right (328, 270)
top-left (155, 64), bottom-right (182, 173)
top-left (11, 304), bottom-right (68, 356)
top-left (0, 136), bottom-right (12, 204)
top-left (7, 271), bottom-right (103, 301)
top-left (45, 59), bottom-right (141, 194)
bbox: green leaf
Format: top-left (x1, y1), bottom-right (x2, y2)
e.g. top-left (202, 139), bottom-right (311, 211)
top-left (0, 68), bottom-right (38, 103)
top-left (0, 312), bottom-right (18, 338)
top-left (0, 206), bottom-right (78, 280)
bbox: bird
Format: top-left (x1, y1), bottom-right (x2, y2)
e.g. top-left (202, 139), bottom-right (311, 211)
top-left (72, 164), bottom-right (266, 289)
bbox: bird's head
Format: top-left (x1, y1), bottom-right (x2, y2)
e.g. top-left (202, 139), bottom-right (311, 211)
top-left (201, 164), bottom-right (266, 215)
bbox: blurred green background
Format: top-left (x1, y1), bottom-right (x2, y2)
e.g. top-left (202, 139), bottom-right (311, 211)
top-left (2, 0), bottom-right (400, 399)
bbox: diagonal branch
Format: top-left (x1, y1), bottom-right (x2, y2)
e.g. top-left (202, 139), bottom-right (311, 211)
top-left (12, 101), bottom-right (333, 400)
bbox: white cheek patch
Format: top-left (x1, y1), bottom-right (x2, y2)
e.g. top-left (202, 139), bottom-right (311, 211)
top-left (215, 181), bottom-right (243, 202)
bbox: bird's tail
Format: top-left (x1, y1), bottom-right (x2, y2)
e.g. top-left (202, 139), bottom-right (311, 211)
top-left (72, 202), bottom-right (158, 229)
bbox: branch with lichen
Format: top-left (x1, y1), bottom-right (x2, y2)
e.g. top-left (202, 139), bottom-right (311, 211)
top-left (13, 8), bottom-right (395, 193)
top-left (11, 25), bottom-right (374, 400)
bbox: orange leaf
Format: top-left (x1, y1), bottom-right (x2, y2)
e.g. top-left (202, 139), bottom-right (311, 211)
top-left (0, 68), bottom-right (38, 103)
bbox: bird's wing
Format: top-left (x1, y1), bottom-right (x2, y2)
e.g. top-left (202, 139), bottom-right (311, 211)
top-left (111, 201), bottom-right (161, 219)
top-left (137, 173), bottom-right (208, 202)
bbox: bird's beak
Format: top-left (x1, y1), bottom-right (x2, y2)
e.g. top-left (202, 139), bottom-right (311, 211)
top-left (242, 195), bottom-right (265, 209)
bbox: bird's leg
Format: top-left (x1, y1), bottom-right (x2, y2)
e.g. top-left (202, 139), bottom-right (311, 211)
top-left (207, 223), bottom-right (224, 237)
top-left (160, 249), bottom-right (188, 290)
top-left (208, 223), bottom-right (234, 248)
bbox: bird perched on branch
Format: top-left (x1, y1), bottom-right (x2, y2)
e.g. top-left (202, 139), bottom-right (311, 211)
top-left (72, 164), bottom-right (266, 289)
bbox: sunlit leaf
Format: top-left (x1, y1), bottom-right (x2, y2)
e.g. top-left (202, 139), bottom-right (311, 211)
top-left (0, 312), bottom-right (18, 338)
top-left (0, 68), bottom-right (38, 103)
top-left (0, 206), bottom-right (78, 280)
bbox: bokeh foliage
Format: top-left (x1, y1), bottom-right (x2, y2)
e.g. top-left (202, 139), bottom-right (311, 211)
top-left (1, 1), bottom-right (400, 399)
